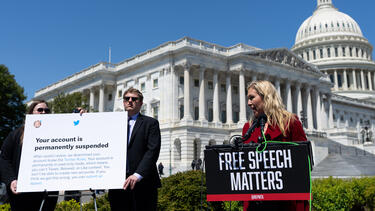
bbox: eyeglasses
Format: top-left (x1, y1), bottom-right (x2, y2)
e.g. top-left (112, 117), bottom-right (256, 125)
top-left (123, 97), bottom-right (139, 102)
top-left (36, 108), bottom-right (51, 113)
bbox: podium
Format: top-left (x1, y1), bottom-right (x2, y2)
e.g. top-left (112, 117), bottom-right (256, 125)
top-left (204, 141), bottom-right (313, 201)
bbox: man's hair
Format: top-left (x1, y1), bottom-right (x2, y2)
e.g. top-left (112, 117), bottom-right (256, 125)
top-left (247, 80), bottom-right (295, 136)
top-left (123, 87), bottom-right (144, 102)
top-left (27, 100), bottom-right (49, 114)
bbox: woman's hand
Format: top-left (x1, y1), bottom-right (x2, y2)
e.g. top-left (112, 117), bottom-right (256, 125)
top-left (10, 180), bottom-right (18, 194)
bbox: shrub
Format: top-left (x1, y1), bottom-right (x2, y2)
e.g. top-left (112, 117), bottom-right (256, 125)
top-left (0, 203), bottom-right (10, 211)
top-left (55, 199), bottom-right (80, 211)
top-left (157, 170), bottom-right (225, 210)
top-left (312, 176), bottom-right (375, 211)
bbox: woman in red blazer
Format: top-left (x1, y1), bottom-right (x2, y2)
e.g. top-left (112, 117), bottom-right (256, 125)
top-left (242, 80), bottom-right (308, 211)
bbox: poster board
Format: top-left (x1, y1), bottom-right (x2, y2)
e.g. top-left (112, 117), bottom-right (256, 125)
top-left (204, 143), bottom-right (311, 201)
top-left (17, 112), bottom-right (128, 192)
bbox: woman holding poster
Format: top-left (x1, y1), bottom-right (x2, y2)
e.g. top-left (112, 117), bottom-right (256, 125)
top-left (242, 81), bottom-right (308, 211)
top-left (0, 100), bottom-right (58, 211)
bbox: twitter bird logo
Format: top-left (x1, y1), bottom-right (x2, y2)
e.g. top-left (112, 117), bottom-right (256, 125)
top-left (74, 120), bottom-right (80, 126)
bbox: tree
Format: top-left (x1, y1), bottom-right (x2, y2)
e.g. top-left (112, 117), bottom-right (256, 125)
top-left (0, 65), bottom-right (26, 147)
top-left (49, 92), bottom-right (88, 114)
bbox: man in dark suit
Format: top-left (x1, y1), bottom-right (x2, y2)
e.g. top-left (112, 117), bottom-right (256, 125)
top-left (108, 87), bottom-right (161, 211)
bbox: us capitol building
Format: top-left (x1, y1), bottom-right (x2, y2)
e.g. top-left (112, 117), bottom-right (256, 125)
top-left (33, 0), bottom-right (375, 173)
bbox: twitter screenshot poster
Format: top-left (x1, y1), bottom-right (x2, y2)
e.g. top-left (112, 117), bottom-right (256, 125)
top-left (17, 112), bottom-right (128, 192)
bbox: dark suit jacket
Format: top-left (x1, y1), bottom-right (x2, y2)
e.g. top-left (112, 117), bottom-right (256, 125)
top-left (127, 113), bottom-right (161, 188)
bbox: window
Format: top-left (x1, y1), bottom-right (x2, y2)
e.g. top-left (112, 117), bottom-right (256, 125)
top-left (152, 105), bottom-right (159, 119)
top-left (221, 84), bottom-right (226, 92)
top-left (349, 47), bottom-right (352, 57)
top-left (208, 108), bottom-right (213, 122)
top-left (342, 47), bottom-right (346, 57)
top-left (194, 107), bottom-right (199, 120)
top-left (356, 48), bottom-right (358, 57)
top-left (233, 111), bottom-right (239, 123)
top-left (320, 49), bottom-right (323, 58)
top-left (337, 74), bottom-right (342, 87)
top-left (313, 50), bottom-right (316, 60)
top-left (335, 48), bottom-right (338, 57)
top-left (179, 105), bottom-right (184, 119)
top-left (179, 76), bottom-right (184, 85)
top-left (174, 139), bottom-right (181, 161)
top-left (141, 105), bottom-right (147, 115)
top-left (194, 79), bottom-right (199, 87)
top-left (233, 86), bottom-right (238, 94)
top-left (153, 78), bottom-right (158, 88)
top-left (221, 110), bottom-right (226, 123)
top-left (329, 74), bottom-right (334, 83)
top-left (108, 94), bottom-right (112, 101)
top-left (327, 48), bottom-right (331, 58)
top-left (140, 82), bottom-right (146, 92)
top-left (307, 51), bottom-right (310, 61)
top-left (208, 81), bottom-right (213, 89)
top-left (118, 90), bottom-right (122, 98)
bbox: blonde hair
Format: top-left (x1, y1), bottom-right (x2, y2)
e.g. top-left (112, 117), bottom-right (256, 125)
top-left (247, 80), bottom-right (295, 136)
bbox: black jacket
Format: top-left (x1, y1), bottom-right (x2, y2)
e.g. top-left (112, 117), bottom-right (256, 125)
top-left (127, 114), bottom-right (161, 188)
top-left (0, 126), bottom-right (23, 187)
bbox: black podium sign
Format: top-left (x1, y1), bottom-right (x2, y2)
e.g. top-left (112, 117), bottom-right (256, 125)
top-left (204, 142), bottom-right (311, 201)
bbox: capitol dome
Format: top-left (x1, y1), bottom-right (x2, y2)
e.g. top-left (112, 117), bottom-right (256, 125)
top-left (292, 0), bottom-right (375, 101)
top-left (295, 1), bottom-right (363, 44)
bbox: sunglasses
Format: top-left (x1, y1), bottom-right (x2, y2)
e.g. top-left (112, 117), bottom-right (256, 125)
top-left (123, 97), bottom-right (139, 102)
top-left (36, 108), bottom-right (51, 113)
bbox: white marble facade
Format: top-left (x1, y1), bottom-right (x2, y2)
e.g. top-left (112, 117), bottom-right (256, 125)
top-left (33, 0), bottom-right (375, 174)
top-left (34, 37), bottom-right (334, 174)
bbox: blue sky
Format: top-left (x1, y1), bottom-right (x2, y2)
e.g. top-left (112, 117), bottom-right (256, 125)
top-left (1, 0), bottom-right (374, 101)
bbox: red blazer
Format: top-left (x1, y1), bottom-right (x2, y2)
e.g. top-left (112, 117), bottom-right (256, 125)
top-left (242, 115), bottom-right (309, 211)
top-left (242, 115), bottom-right (307, 143)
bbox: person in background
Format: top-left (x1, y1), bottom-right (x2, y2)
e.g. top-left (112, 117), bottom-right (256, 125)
top-left (191, 159), bottom-right (196, 170)
top-left (0, 100), bottom-right (58, 211)
top-left (158, 162), bottom-right (164, 177)
top-left (108, 87), bottom-right (161, 211)
top-left (242, 80), bottom-right (308, 211)
top-left (196, 158), bottom-right (202, 170)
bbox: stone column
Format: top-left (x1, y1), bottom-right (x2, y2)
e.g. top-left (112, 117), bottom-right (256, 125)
top-left (99, 84), bottom-right (105, 112)
top-left (305, 86), bottom-right (313, 130)
top-left (183, 64), bottom-right (193, 120)
top-left (296, 83), bottom-right (303, 119)
top-left (171, 65), bottom-right (179, 121)
top-left (320, 93), bottom-right (327, 129)
top-left (343, 69), bottom-right (348, 90)
top-left (159, 69), bottom-right (166, 122)
top-left (352, 69), bottom-right (357, 90)
top-left (89, 87), bottom-right (95, 112)
top-left (285, 81), bottom-right (292, 112)
top-left (368, 71), bottom-right (373, 91)
top-left (213, 71), bottom-right (220, 123)
top-left (334, 70), bottom-right (338, 90)
top-left (198, 67), bottom-right (207, 122)
top-left (226, 74), bottom-right (233, 124)
top-left (275, 79), bottom-right (281, 96)
top-left (239, 70), bottom-right (247, 124)
top-left (361, 70), bottom-right (365, 90)
top-left (327, 94), bottom-right (333, 128)
top-left (315, 87), bottom-right (322, 130)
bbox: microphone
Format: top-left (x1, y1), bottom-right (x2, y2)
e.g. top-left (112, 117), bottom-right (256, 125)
top-left (242, 118), bottom-right (259, 141)
top-left (259, 113), bottom-right (268, 134)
